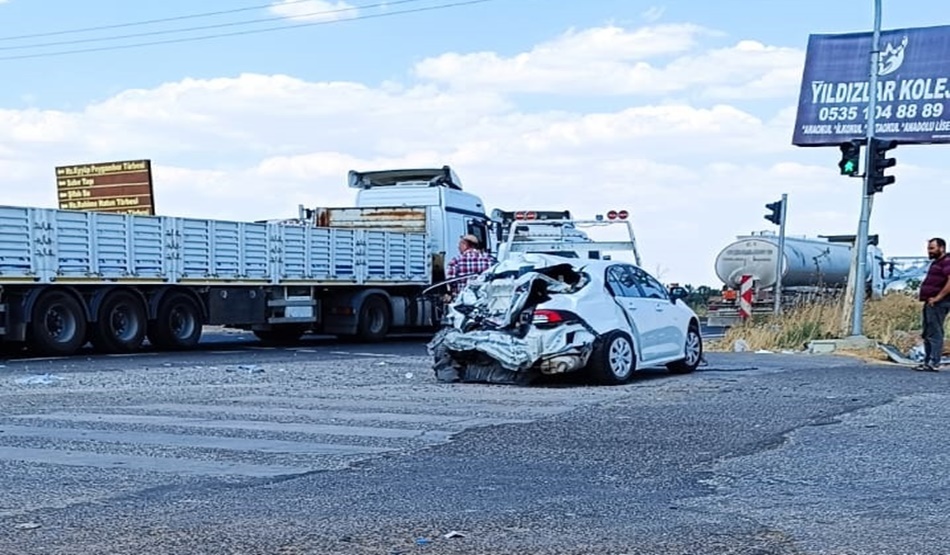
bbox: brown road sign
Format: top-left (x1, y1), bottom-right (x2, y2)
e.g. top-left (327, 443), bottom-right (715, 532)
top-left (55, 159), bottom-right (155, 216)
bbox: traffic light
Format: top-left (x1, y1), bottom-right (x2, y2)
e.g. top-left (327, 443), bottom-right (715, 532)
top-left (866, 138), bottom-right (897, 195)
top-left (764, 199), bottom-right (783, 225)
top-left (838, 140), bottom-right (861, 176)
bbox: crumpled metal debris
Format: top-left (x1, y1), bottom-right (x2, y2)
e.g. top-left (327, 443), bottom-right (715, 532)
top-left (879, 342), bottom-right (950, 366)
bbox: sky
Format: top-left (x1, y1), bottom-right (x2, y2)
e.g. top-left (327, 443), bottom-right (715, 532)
top-left (0, 0), bottom-right (947, 286)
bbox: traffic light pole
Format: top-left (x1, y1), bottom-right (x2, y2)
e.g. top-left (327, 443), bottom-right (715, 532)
top-left (849, 0), bottom-right (882, 337)
top-left (773, 193), bottom-right (787, 315)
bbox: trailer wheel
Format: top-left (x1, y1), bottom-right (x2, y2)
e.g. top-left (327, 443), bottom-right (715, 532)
top-left (357, 295), bottom-right (391, 342)
top-left (28, 290), bottom-right (88, 356)
top-left (254, 324), bottom-right (306, 345)
top-left (92, 291), bottom-right (147, 353)
top-left (148, 293), bottom-right (203, 350)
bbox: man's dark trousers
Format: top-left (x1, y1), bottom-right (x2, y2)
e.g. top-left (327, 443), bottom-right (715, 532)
top-left (923, 300), bottom-right (950, 366)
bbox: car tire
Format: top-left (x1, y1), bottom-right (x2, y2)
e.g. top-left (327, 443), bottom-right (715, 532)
top-left (667, 325), bottom-right (703, 374)
top-left (587, 330), bottom-right (636, 385)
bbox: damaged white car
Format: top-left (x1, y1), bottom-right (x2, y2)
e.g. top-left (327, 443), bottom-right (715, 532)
top-left (427, 253), bottom-right (703, 385)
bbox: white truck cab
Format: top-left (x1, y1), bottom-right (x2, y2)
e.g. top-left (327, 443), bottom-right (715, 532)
top-left (348, 166), bottom-right (492, 278)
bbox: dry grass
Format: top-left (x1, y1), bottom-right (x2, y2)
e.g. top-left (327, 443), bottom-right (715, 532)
top-left (709, 292), bottom-right (922, 358)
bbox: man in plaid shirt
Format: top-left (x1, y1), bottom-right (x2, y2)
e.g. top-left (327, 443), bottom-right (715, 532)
top-left (446, 234), bottom-right (496, 295)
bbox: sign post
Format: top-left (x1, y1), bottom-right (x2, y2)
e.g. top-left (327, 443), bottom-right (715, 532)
top-left (850, 0), bottom-right (883, 337)
top-left (55, 160), bottom-right (155, 216)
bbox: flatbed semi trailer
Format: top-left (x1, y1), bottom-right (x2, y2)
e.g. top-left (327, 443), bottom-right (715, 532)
top-left (0, 165), bottom-right (494, 356)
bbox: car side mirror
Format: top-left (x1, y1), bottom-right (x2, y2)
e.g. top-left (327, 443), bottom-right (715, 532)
top-left (669, 286), bottom-right (688, 303)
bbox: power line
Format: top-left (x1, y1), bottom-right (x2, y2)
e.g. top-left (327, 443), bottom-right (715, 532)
top-left (0, 0), bottom-right (497, 62)
top-left (0, 0), bottom-right (424, 51)
top-left (0, 0), bottom-right (315, 42)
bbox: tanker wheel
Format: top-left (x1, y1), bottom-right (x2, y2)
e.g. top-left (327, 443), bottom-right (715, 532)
top-left (28, 290), bottom-right (88, 356)
top-left (148, 293), bottom-right (203, 350)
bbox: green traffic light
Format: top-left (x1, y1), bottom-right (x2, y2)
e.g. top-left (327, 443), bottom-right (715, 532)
top-left (838, 140), bottom-right (860, 176)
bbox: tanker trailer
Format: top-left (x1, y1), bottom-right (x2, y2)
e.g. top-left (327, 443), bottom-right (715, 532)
top-left (707, 233), bottom-right (883, 327)
top-left (714, 235), bottom-right (852, 290)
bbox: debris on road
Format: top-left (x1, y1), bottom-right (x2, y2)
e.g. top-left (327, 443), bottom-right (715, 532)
top-left (733, 339), bottom-right (750, 352)
top-left (443, 531), bottom-right (465, 539)
top-left (879, 343), bottom-right (950, 366)
top-left (14, 374), bottom-right (64, 386)
top-left (227, 364), bottom-right (265, 374)
top-left (14, 522), bottom-right (41, 531)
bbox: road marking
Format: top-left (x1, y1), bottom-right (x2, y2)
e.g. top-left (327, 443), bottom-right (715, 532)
top-left (0, 425), bottom-right (393, 456)
top-left (9, 412), bottom-right (456, 441)
top-left (0, 376), bottom-right (631, 482)
top-left (330, 351), bottom-right (395, 358)
top-left (117, 403), bottom-right (489, 425)
top-left (0, 446), bottom-right (308, 478)
top-left (230, 395), bottom-right (569, 417)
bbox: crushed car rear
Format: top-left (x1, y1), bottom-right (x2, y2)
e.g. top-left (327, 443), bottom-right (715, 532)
top-left (427, 254), bottom-right (622, 385)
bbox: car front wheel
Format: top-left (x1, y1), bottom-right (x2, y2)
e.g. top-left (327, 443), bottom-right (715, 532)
top-left (667, 326), bottom-right (703, 374)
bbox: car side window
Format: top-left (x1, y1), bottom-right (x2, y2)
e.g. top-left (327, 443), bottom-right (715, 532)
top-left (606, 266), bottom-right (644, 298)
top-left (629, 266), bottom-right (669, 300)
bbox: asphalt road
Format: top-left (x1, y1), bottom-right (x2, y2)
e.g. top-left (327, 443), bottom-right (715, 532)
top-left (0, 338), bottom-right (946, 554)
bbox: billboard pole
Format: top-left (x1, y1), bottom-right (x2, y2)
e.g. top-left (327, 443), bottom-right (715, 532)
top-left (849, 0), bottom-right (882, 338)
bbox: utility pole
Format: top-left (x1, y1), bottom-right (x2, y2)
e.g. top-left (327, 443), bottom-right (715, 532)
top-left (848, 0), bottom-right (883, 338)
top-left (773, 193), bottom-right (787, 315)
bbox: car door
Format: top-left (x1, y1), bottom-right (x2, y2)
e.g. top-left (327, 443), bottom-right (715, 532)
top-left (628, 266), bottom-right (687, 359)
top-left (605, 265), bottom-right (665, 363)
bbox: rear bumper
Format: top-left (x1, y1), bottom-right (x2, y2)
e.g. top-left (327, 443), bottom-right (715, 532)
top-left (433, 324), bottom-right (596, 374)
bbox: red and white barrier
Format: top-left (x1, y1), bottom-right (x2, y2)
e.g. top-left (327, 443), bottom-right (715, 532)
top-left (738, 274), bottom-right (754, 320)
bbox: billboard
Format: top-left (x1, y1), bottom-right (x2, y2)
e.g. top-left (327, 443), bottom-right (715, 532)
top-left (792, 24), bottom-right (950, 146)
top-left (56, 160), bottom-right (155, 216)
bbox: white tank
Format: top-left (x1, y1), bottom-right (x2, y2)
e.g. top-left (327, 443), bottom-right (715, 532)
top-left (715, 235), bottom-right (855, 289)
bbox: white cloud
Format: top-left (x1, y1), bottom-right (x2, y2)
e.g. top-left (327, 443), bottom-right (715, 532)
top-left (414, 26), bottom-right (804, 100)
top-left (268, 0), bottom-right (357, 22)
top-left (0, 22), bottom-right (941, 286)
